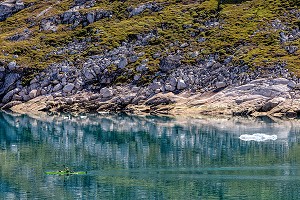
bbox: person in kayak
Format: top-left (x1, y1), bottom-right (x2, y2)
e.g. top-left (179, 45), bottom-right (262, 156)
top-left (59, 166), bottom-right (74, 173)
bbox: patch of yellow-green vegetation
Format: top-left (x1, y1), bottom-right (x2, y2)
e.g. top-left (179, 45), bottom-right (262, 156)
top-left (0, 0), bottom-right (299, 80)
top-left (0, 0), bottom-right (74, 70)
top-left (208, 0), bottom-right (300, 70)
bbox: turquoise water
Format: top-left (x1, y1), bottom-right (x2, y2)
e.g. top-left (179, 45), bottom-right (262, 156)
top-left (0, 112), bottom-right (300, 199)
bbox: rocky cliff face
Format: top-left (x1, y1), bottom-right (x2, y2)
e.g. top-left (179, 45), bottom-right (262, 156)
top-left (0, 0), bottom-right (300, 117)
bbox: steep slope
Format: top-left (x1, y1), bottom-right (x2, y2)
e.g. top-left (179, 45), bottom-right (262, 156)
top-left (0, 0), bottom-right (300, 117)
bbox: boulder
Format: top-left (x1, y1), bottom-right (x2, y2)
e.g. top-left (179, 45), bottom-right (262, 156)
top-left (61, 66), bottom-right (69, 73)
top-left (29, 89), bottom-right (38, 99)
top-left (12, 93), bottom-right (22, 101)
top-left (7, 28), bottom-right (31, 41)
top-left (30, 83), bottom-right (40, 91)
top-left (41, 79), bottom-right (50, 87)
top-left (180, 43), bottom-right (189, 48)
top-left (2, 88), bottom-right (20, 103)
top-left (285, 46), bottom-right (298, 54)
top-left (197, 37), bottom-right (206, 43)
top-left (136, 64), bottom-right (147, 72)
top-left (287, 81), bottom-right (296, 89)
top-left (149, 82), bottom-right (162, 91)
top-left (63, 83), bottom-right (75, 93)
top-left (177, 79), bottom-right (187, 90)
top-left (189, 51), bottom-right (199, 58)
top-left (8, 61), bottom-right (19, 71)
top-left (160, 55), bottom-right (181, 72)
top-left (169, 77), bottom-right (177, 87)
top-left (131, 86), bottom-right (140, 93)
top-left (83, 69), bottom-right (96, 81)
top-left (23, 95), bottom-right (30, 101)
top-left (134, 74), bottom-right (141, 81)
top-left (62, 11), bottom-right (73, 23)
top-left (165, 84), bottom-right (175, 92)
top-left (0, 0), bottom-right (25, 22)
top-left (128, 55), bottom-right (138, 63)
top-left (117, 57), bottom-right (128, 69)
top-left (52, 84), bottom-right (62, 92)
top-left (128, 2), bottom-right (163, 17)
top-left (66, 98), bottom-right (74, 105)
top-left (40, 19), bottom-right (58, 32)
top-left (100, 87), bottom-right (113, 98)
top-left (86, 12), bottom-right (95, 24)
top-left (272, 78), bottom-right (290, 85)
top-left (92, 65), bottom-right (101, 75)
top-left (216, 81), bottom-right (226, 89)
top-left (41, 89), bottom-right (47, 95)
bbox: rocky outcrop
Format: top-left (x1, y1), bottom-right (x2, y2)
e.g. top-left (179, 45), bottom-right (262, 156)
top-left (128, 2), bottom-right (163, 17)
top-left (1, 28), bottom-right (298, 118)
top-left (0, 73), bottom-right (21, 98)
top-left (185, 78), bottom-right (300, 118)
top-left (0, 0), bottom-right (24, 22)
top-left (6, 28), bottom-right (31, 41)
top-left (40, 9), bottom-right (112, 31)
top-left (7, 76), bottom-right (300, 119)
top-left (0, 11), bottom-right (299, 119)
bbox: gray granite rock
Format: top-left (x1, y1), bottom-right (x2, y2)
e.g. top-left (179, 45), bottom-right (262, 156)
top-left (160, 55), bottom-right (181, 72)
top-left (63, 83), bottom-right (75, 93)
top-left (177, 79), bottom-right (187, 90)
top-left (29, 89), bottom-right (38, 99)
top-left (165, 84), bottom-right (175, 91)
top-left (100, 87), bottom-right (113, 98)
top-left (2, 88), bottom-right (20, 103)
top-left (52, 84), bottom-right (63, 92)
top-left (0, 73), bottom-right (20, 96)
top-left (216, 81), bottom-right (226, 89)
top-left (149, 82), bottom-right (162, 91)
top-left (8, 61), bottom-right (18, 71)
top-left (86, 12), bottom-right (95, 24)
top-left (0, 0), bottom-right (25, 22)
top-left (117, 57), bottom-right (128, 69)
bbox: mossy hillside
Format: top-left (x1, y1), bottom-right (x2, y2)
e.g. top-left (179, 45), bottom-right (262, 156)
top-left (218, 0), bottom-right (300, 73)
top-left (0, 0), bottom-right (299, 81)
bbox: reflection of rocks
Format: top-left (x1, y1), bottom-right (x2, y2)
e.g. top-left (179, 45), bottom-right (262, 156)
top-left (3, 111), bottom-right (297, 141)
top-left (1, 110), bottom-right (299, 180)
top-left (0, 112), bottom-right (298, 198)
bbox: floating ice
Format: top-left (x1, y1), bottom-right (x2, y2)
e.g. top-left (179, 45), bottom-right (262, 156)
top-left (239, 134), bottom-right (277, 142)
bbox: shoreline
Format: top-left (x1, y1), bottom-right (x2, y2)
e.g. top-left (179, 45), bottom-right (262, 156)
top-left (7, 77), bottom-right (300, 119)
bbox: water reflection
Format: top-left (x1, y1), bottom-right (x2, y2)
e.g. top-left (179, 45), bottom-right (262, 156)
top-left (0, 112), bottom-right (300, 199)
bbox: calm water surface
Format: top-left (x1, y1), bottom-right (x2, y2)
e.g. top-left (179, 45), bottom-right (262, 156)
top-left (0, 112), bottom-right (300, 199)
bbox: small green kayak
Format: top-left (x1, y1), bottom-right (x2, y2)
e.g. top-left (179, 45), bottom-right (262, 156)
top-left (45, 171), bottom-right (87, 175)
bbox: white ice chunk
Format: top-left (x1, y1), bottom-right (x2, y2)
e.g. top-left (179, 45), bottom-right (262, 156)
top-left (239, 133), bottom-right (277, 142)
